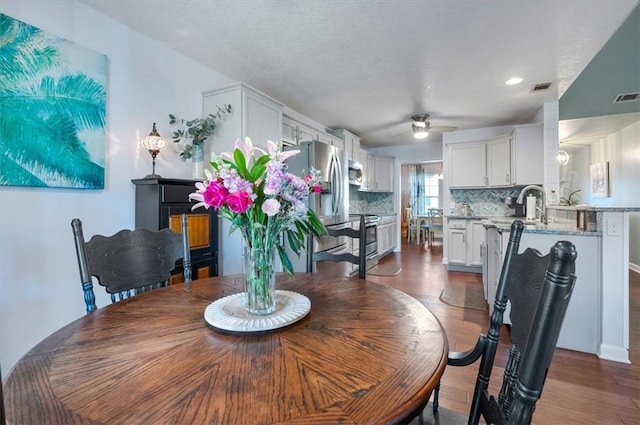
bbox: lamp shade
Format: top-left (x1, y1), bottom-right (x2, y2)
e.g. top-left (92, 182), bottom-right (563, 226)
top-left (412, 123), bottom-right (429, 139)
top-left (142, 123), bottom-right (167, 153)
top-left (556, 150), bottom-right (569, 165)
top-left (141, 123), bottom-right (167, 178)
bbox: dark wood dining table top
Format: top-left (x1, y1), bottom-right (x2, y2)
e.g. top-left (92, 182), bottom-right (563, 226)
top-left (4, 273), bottom-right (448, 425)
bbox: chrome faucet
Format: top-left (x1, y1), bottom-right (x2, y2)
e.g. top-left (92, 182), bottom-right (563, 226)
top-left (516, 185), bottom-right (547, 224)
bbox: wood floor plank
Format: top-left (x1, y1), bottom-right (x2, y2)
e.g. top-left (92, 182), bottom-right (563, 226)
top-left (370, 239), bottom-right (640, 425)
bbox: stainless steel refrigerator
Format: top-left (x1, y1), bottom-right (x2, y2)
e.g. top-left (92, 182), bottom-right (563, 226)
top-left (284, 141), bottom-right (350, 274)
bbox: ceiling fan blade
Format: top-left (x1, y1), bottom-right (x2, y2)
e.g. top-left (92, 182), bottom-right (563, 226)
top-left (389, 129), bottom-right (412, 138)
top-left (429, 125), bottom-right (458, 132)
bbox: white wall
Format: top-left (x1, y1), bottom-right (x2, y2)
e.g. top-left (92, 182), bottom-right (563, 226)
top-left (561, 119), bottom-right (640, 265)
top-left (0, 0), bottom-right (233, 374)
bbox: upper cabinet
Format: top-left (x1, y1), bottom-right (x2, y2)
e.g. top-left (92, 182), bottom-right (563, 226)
top-left (282, 116), bottom-right (317, 145)
top-left (374, 155), bottom-right (394, 192)
top-left (328, 129), bottom-right (361, 161)
top-left (317, 131), bottom-right (345, 151)
top-left (511, 124), bottom-right (543, 185)
top-left (359, 148), bottom-right (394, 192)
top-left (448, 124), bottom-right (543, 188)
top-left (203, 82), bottom-right (283, 154)
top-left (449, 142), bottom-right (487, 188)
top-left (486, 135), bottom-right (511, 187)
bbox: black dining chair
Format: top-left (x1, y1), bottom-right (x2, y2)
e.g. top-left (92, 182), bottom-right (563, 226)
top-left (311, 215), bottom-right (367, 279)
top-left (71, 215), bottom-right (192, 314)
top-left (430, 220), bottom-right (577, 425)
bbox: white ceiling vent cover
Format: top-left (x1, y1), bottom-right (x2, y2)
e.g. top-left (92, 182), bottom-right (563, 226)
top-left (613, 92), bottom-right (640, 103)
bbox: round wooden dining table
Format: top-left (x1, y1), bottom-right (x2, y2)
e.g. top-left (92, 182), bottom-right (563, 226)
top-left (4, 274), bottom-right (448, 425)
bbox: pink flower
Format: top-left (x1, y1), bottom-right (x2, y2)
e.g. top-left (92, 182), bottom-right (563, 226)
top-left (203, 180), bottom-right (229, 209)
top-left (303, 174), bottom-right (312, 183)
top-left (313, 185), bottom-right (321, 194)
top-left (262, 198), bottom-right (281, 216)
top-left (226, 190), bottom-right (252, 213)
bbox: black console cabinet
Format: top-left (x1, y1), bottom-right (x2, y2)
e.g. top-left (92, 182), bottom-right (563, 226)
top-left (132, 178), bottom-right (218, 282)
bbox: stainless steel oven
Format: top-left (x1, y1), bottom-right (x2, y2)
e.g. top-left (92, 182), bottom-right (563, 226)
top-left (364, 221), bottom-right (378, 259)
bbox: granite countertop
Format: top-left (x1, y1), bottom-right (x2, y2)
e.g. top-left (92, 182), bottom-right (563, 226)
top-left (481, 217), bottom-right (600, 236)
top-left (547, 205), bottom-right (640, 212)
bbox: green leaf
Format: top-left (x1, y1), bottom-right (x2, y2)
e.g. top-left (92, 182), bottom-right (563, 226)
top-left (234, 149), bottom-right (247, 176)
top-left (249, 164), bottom-right (266, 182)
top-left (277, 246), bottom-right (295, 277)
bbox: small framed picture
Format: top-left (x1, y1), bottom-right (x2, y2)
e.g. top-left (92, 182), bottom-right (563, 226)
top-left (589, 161), bottom-right (610, 198)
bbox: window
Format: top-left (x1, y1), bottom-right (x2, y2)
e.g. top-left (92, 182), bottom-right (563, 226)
top-left (406, 163), bottom-right (442, 216)
top-left (422, 173), bottom-right (441, 213)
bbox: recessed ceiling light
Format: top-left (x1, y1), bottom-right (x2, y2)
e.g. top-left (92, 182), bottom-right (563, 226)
top-left (505, 77), bottom-right (523, 85)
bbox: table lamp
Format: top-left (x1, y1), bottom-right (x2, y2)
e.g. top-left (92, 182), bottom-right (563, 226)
top-left (141, 123), bottom-right (167, 178)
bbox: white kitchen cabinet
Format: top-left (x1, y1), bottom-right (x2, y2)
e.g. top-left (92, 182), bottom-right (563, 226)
top-left (358, 151), bottom-right (394, 192)
top-left (203, 82), bottom-right (283, 275)
top-left (317, 131), bottom-right (345, 151)
top-left (487, 135), bottom-right (511, 187)
top-left (447, 218), bottom-right (485, 268)
top-left (449, 134), bottom-right (511, 188)
top-left (373, 156), bottom-right (394, 192)
top-left (376, 216), bottom-right (397, 258)
top-left (468, 221), bottom-right (485, 266)
top-left (282, 115), bottom-right (318, 145)
top-left (511, 124), bottom-right (543, 185)
top-left (485, 226), bottom-right (506, 314)
top-left (204, 83), bottom-right (283, 153)
top-left (359, 149), bottom-right (371, 190)
top-left (447, 219), bottom-right (468, 265)
top-left (449, 143), bottom-right (487, 188)
top-left (329, 128), bottom-right (361, 161)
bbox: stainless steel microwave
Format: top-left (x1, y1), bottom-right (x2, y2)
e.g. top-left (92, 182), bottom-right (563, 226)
top-left (348, 160), bottom-right (363, 186)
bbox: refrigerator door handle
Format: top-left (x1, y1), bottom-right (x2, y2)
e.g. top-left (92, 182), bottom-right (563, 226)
top-left (335, 152), bottom-right (343, 217)
top-left (329, 152), bottom-right (339, 217)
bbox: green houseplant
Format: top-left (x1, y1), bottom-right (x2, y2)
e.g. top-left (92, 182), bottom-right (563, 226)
top-left (168, 104), bottom-right (231, 159)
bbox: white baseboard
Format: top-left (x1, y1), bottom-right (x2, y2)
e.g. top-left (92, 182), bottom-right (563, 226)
top-left (630, 262), bottom-right (640, 274)
top-left (597, 344), bottom-right (630, 364)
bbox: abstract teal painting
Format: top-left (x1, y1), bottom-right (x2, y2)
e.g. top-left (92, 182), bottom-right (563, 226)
top-left (0, 14), bottom-right (106, 189)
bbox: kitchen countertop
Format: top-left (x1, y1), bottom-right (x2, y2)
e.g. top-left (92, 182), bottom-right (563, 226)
top-left (481, 217), bottom-right (600, 236)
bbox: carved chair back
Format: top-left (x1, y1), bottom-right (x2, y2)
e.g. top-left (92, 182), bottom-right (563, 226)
top-left (71, 215), bottom-right (191, 314)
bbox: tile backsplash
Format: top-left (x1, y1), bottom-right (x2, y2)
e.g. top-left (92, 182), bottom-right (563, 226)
top-left (349, 188), bottom-right (394, 215)
top-left (450, 187), bottom-right (526, 217)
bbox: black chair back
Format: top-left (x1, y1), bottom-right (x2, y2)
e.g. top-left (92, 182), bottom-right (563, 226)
top-left (433, 220), bottom-right (577, 425)
top-left (71, 215), bottom-right (191, 314)
top-left (311, 215), bottom-right (367, 279)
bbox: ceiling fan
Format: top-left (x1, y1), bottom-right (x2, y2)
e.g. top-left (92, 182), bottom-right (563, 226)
top-left (409, 114), bottom-right (457, 139)
top-left (383, 113), bottom-right (458, 140)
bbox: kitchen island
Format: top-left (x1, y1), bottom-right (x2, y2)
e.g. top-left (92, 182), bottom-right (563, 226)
top-left (483, 206), bottom-right (639, 363)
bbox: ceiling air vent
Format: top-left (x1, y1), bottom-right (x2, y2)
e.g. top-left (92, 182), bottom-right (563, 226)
top-left (530, 82), bottom-right (552, 93)
top-left (613, 92), bottom-right (640, 103)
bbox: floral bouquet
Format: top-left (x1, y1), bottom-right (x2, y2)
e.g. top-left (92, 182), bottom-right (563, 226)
top-left (189, 137), bottom-right (326, 314)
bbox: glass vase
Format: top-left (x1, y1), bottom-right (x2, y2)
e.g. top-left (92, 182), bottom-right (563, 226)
top-left (244, 245), bottom-right (276, 315)
top-left (192, 144), bottom-right (204, 179)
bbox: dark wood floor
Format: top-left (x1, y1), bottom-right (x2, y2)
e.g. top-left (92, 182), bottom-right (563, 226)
top-left (371, 239), bottom-right (640, 425)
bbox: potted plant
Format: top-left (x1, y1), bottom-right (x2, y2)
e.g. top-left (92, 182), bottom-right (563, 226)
top-left (168, 104), bottom-right (232, 160)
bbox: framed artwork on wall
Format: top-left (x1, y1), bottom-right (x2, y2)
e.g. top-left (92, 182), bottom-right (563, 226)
top-left (589, 161), bottom-right (610, 198)
top-left (0, 14), bottom-right (107, 189)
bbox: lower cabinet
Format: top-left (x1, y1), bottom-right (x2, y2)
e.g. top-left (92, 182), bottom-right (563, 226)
top-left (376, 216), bottom-right (396, 258)
top-left (447, 219), bottom-right (485, 270)
top-left (132, 178), bottom-right (219, 283)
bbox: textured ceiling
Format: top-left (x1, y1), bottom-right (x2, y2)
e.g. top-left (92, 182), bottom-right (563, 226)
top-left (79, 0), bottom-right (639, 148)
